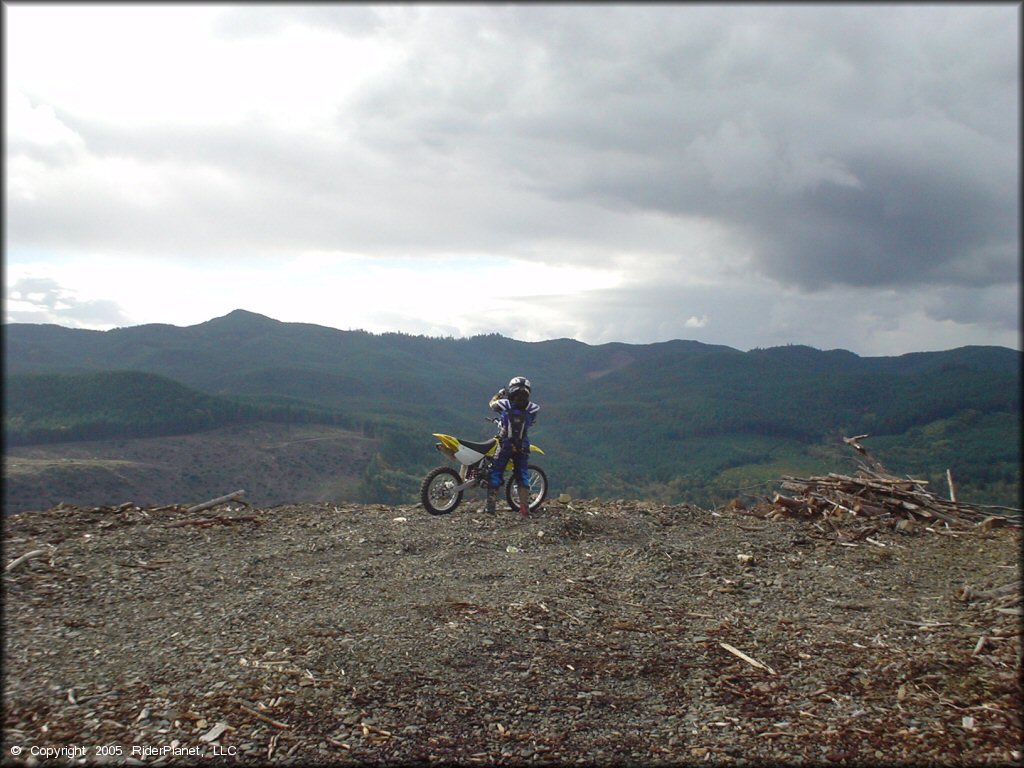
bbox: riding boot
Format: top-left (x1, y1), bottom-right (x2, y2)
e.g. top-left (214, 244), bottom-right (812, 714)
top-left (484, 486), bottom-right (497, 514)
top-left (518, 486), bottom-right (529, 518)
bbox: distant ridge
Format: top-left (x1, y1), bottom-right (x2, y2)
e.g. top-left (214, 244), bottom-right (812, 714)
top-left (6, 308), bottom-right (1019, 377)
top-left (4, 309), bottom-right (1020, 509)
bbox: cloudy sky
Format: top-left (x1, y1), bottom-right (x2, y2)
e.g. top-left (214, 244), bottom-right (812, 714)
top-left (4, 3), bottom-right (1020, 355)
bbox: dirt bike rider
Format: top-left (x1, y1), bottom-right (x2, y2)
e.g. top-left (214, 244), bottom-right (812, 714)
top-left (484, 376), bottom-right (540, 516)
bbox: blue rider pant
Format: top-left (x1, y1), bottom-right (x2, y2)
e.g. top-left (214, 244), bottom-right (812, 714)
top-left (490, 440), bottom-right (530, 489)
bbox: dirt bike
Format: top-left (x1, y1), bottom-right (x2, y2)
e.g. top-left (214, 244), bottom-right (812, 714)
top-left (420, 419), bottom-right (548, 516)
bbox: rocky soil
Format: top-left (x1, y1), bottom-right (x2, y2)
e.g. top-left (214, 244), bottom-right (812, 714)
top-left (2, 495), bottom-right (1020, 766)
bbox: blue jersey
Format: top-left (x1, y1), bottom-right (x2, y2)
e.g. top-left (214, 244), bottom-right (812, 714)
top-left (489, 396), bottom-right (540, 447)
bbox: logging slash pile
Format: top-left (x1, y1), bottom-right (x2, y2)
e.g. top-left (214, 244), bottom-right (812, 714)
top-left (762, 435), bottom-right (1022, 534)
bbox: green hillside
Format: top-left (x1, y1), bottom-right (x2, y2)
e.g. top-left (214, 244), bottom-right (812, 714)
top-left (4, 371), bottom-right (231, 444)
top-left (3, 371), bottom-right (354, 446)
top-left (4, 311), bottom-right (1020, 508)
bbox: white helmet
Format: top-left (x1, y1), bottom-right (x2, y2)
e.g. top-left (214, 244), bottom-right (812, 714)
top-left (507, 376), bottom-right (531, 395)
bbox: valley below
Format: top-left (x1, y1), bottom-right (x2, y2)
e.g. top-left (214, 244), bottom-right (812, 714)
top-left (3, 424), bottom-right (378, 516)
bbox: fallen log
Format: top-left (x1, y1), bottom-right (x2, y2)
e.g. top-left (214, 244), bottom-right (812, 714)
top-left (850, 498), bottom-right (887, 517)
top-left (772, 493), bottom-right (806, 512)
top-left (187, 490), bottom-right (248, 514)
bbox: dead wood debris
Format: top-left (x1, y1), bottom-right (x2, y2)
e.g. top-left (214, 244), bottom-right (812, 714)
top-left (13, 496), bottom-right (261, 533)
top-left (186, 489), bottom-right (249, 514)
top-left (4, 547), bottom-right (55, 574)
top-left (955, 581), bottom-right (1023, 615)
top-left (165, 515), bottom-right (261, 529)
top-left (757, 435), bottom-right (1022, 535)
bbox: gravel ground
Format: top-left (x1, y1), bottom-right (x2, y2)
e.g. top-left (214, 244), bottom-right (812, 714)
top-left (2, 497), bottom-right (1020, 766)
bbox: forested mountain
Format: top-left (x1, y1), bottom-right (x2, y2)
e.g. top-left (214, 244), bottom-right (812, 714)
top-left (3, 370), bottom-right (350, 446)
top-left (4, 310), bottom-right (1020, 508)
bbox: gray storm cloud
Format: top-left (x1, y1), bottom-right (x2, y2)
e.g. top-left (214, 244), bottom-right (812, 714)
top-left (4, 4), bottom-right (1019, 352)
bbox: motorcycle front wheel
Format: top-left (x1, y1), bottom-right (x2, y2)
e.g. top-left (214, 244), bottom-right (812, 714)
top-left (421, 466), bottom-right (463, 515)
top-left (506, 464), bottom-right (548, 513)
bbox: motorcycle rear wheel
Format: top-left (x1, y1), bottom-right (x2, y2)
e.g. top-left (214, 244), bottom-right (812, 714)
top-left (421, 466), bottom-right (463, 515)
top-left (506, 464), bottom-right (548, 513)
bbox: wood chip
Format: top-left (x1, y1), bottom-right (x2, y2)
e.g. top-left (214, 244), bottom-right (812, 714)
top-left (893, 619), bottom-right (955, 628)
top-left (238, 704), bottom-right (290, 729)
top-left (5, 548), bottom-right (53, 573)
top-left (361, 722), bottom-right (392, 738)
top-left (199, 722), bottom-right (230, 742)
top-left (719, 642), bottom-right (776, 675)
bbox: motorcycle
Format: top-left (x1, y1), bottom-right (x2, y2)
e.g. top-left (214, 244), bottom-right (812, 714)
top-left (420, 418), bottom-right (548, 516)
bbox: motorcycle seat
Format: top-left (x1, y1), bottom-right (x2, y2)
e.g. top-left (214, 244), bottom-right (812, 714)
top-left (462, 438), bottom-right (497, 454)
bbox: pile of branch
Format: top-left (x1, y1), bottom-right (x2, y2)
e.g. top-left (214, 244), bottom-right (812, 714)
top-left (767, 436), bottom-right (1022, 531)
top-left (23, 491), bottom-right (257, 532)
top-left (955, 581), bottom-right (1022, 617)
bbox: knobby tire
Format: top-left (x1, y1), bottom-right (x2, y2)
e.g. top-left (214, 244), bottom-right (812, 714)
top-left (506, 464), bottom-right (548, 513)
top-left (420, 466), bottom-right (463, 515)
